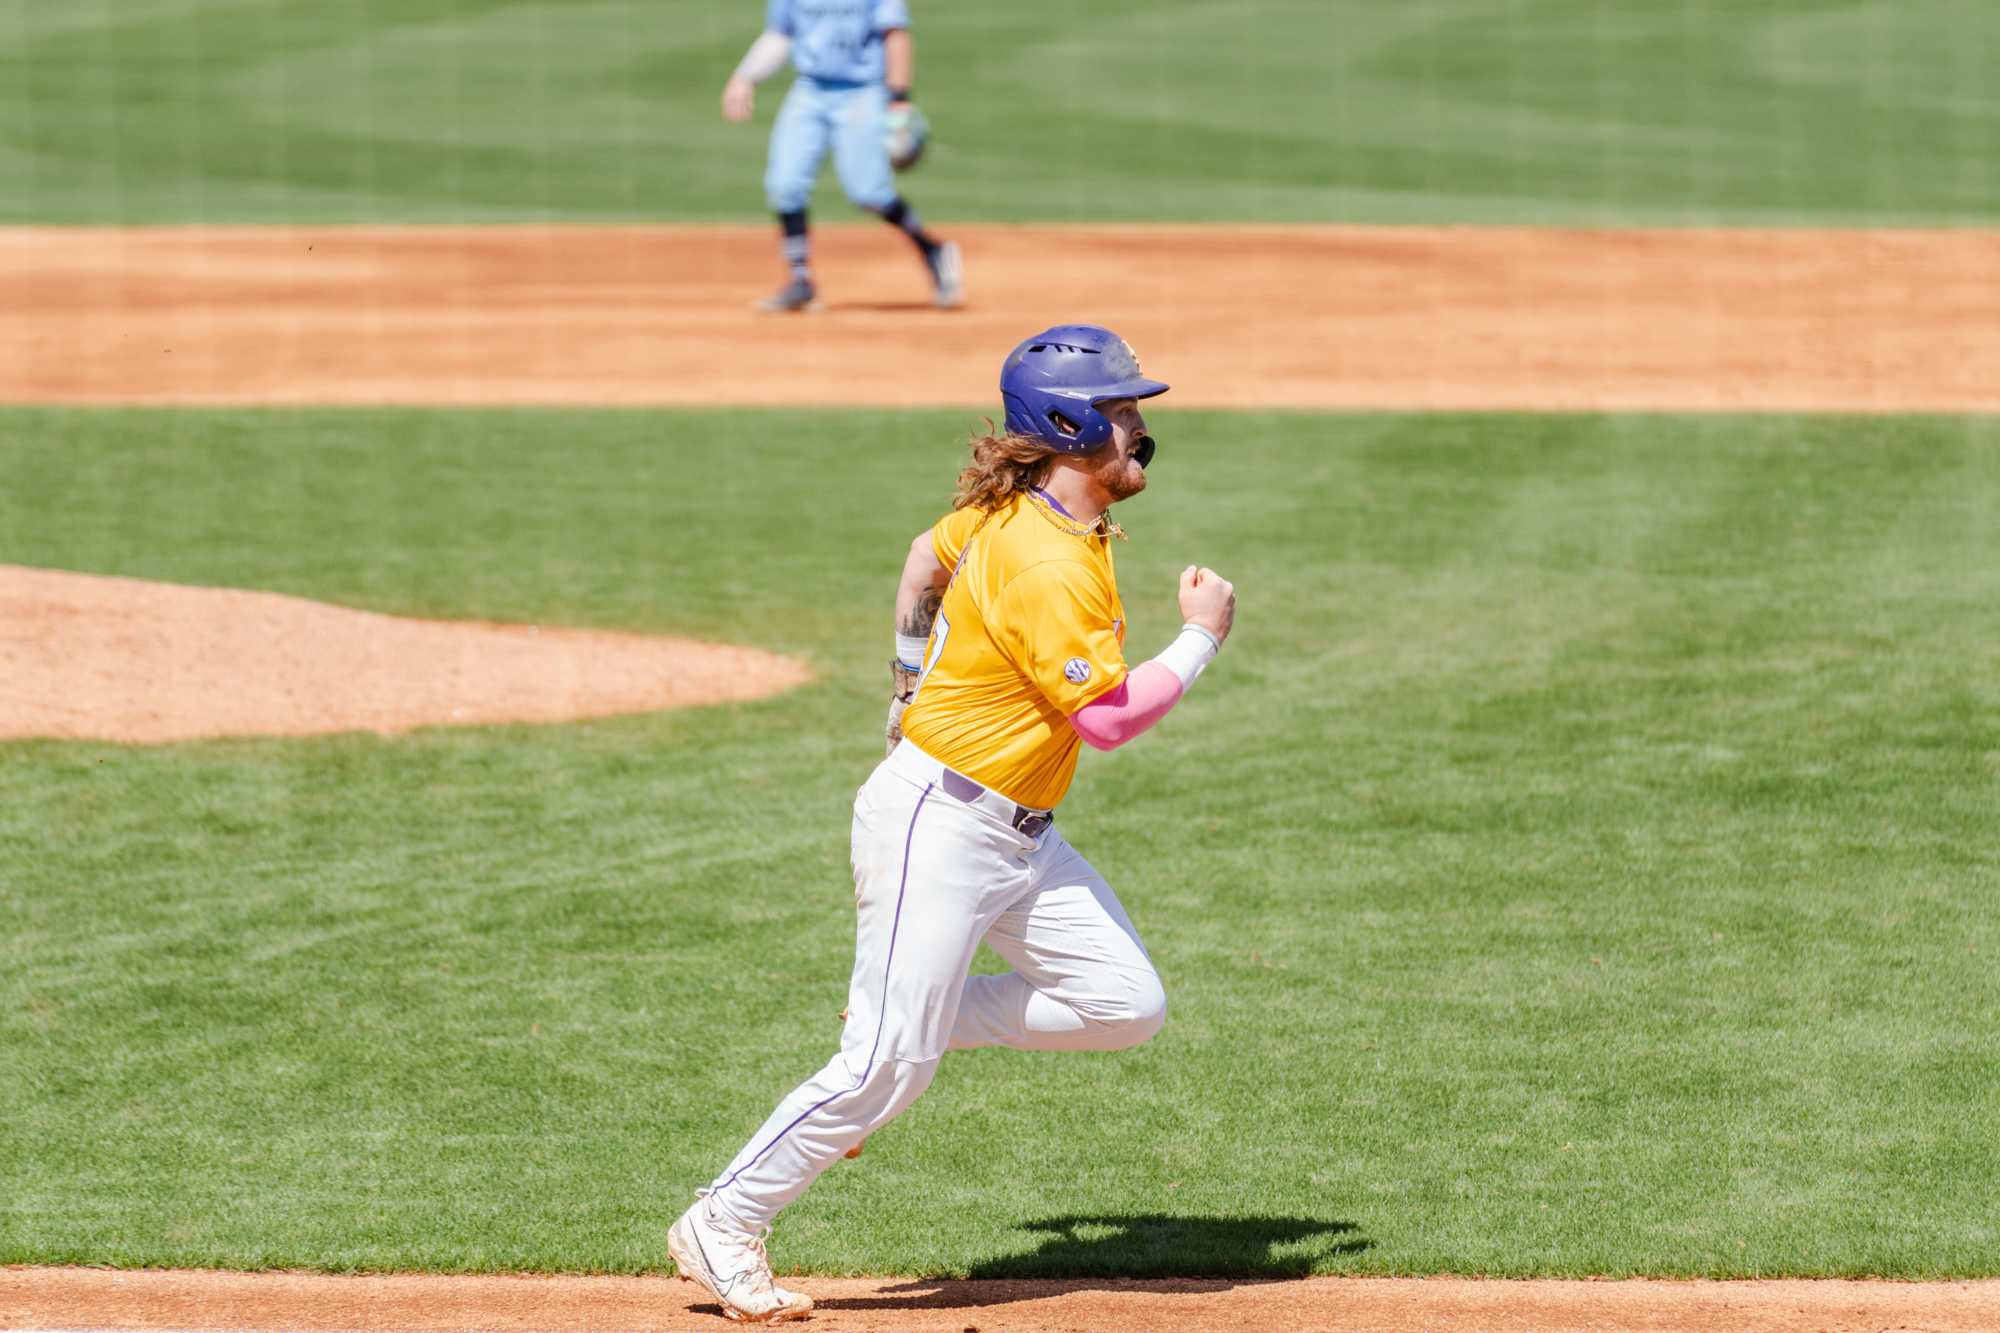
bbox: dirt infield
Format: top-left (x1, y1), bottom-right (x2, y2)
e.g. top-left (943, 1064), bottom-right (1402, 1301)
top-left (7, 1266), bottom-right (2000, 1332)
top-left (0, 565), bottom-right (811, 742)
top-left (4, 223), bottom-right (1998, 413)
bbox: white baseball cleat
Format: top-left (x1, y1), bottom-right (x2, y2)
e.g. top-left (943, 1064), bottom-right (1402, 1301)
top-left (927, 240), bottom-right (964, 309)
top-left (668, 1198), bottom-right (814, 1324)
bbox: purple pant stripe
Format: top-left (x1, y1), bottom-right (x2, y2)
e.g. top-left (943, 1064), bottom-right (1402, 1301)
top-left (714, 781), bottom-right (934, 1195)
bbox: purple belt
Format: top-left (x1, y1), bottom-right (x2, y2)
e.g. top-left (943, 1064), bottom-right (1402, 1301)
top-left (939, 768), bottom-right (1054, 838)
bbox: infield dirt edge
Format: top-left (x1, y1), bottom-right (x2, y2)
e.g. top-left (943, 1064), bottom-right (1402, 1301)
top-left (8, 1265), bottom-right (2000, 1333)
top-left (5, 223), bottom-right (1999, 413)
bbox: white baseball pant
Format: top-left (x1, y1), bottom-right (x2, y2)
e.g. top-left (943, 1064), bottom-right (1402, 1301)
top-left (701, 740), bottom-right (1166, 1234)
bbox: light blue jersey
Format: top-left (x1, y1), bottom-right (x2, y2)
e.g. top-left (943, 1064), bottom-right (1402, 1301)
top-left (760, 0), bottom-right (911, 212)
top-left (766, 0), bottom-right (911, 87)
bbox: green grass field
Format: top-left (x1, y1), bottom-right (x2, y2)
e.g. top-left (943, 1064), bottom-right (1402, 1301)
top-left (4, 407), bottom-right (1996, 1277)
top-left (4, 0), bottom-right (1999, 225)
top-left (6, 0), bottom-right (1998, 1288)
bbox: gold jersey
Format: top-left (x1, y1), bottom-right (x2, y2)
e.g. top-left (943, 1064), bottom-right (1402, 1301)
top-left (900, 489), bottom-right (1129, 809)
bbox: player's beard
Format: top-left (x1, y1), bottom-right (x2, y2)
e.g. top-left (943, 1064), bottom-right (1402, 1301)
top-left (1101, 451), bottom-right (1148, 501)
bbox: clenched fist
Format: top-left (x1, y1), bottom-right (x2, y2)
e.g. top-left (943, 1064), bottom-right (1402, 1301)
top-left (1178, 565), bottom-right (1236, 645)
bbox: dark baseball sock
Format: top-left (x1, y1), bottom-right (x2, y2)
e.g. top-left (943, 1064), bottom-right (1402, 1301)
top-left (874, 197), bottom-right (939, 259)
top-left (777, 209), bottom-right (810, 280)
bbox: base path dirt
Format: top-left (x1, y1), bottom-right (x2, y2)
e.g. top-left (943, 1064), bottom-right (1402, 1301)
top-left (3, 224), bottom-right (1998, 413)
top-left (0, 565), bottom-right (810, 743)
top-left (6, 1267), bottom-right (1999, 1332)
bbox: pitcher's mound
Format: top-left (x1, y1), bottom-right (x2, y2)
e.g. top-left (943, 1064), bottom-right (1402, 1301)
top-left (0, 565), bottom-right (813, 744)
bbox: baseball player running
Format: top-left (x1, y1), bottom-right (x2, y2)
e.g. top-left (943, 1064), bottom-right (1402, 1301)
top-left (668, 325), bottom-right (1236, 1322)
top-left (722, 0), bottom-right (964, 312)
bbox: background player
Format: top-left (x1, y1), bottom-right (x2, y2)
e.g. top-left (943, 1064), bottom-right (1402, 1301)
top-left (667, 325), bottom-right (1236, 1322)
top-left (722, 0), bottom-right (964, 313)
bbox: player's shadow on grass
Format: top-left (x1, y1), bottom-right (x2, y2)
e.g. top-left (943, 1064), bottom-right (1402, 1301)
top-left (808, 1213), bottom-right (1371, 1314)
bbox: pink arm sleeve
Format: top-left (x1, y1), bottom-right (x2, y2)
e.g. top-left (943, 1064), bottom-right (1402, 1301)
top-left (1067, 660), bottom-right (1185, 751)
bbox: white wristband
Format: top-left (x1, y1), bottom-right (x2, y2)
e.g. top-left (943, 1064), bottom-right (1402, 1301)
top-left (1152, 623), bottom-right (1221, 690)
top-left (733, 31), bottom-right (792, 85)
top-left (894, 632), bottom-right (929, 670)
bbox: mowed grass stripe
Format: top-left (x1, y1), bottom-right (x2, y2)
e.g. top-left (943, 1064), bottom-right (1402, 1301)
top-left (2, 407), bottom-right (1996, 1277)
top-left (4, 1), bottom-right (1999, 224)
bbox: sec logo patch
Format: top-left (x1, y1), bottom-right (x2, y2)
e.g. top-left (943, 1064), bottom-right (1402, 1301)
top-left (1063, 657), bottom-right (1092, 684)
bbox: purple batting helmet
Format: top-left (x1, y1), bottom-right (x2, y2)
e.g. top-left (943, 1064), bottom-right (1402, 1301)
top-left (1000, 324), bottom-right (1170, 456)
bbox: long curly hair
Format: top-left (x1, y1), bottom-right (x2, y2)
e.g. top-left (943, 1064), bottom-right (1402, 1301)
top-left (952, 425), bottom-right (1054, 512)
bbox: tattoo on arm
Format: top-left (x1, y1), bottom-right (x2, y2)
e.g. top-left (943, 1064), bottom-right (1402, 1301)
top-left (899, 587), bottom-right (942, 639)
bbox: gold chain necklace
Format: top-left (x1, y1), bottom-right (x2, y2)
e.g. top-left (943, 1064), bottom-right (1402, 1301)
top-left (1027, 488), bottom-right (1125, 541)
